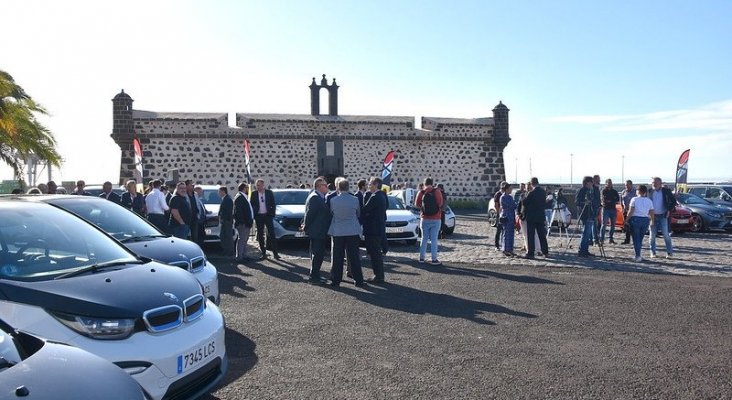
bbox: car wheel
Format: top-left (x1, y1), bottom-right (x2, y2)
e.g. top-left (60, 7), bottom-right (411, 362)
top-left (406, 239), bottom-right (417, 245)
top-left (488, 209), bottom-right (497, 227)
top-left (690, 214), bottom-right (704, 232)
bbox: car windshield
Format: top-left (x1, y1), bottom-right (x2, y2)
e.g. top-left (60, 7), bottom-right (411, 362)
top-left (387, 196), bottom-right (407, 210)
top-left (199, 188), bottom-right (223, 205)
top-left (0, 202), bottom-right (138, 281)
top-left (678, 193), bottom-right (712, 205)
top-left (46, 197), bottom-right (162, 241)
top-left (273, 190), bottom-right (310, 205)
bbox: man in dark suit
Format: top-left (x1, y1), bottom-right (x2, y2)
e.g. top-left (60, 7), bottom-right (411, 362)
top-left (218, 186), bottom-right (234, 256)
top-left (120, 180), bottom-right (145, 215)
top-left (362, 177), bottom-right (387, 283)
top-left (522, 177), bottom-right (549, 259)
top-left (233, 182), bottom-right (254, 262)
top-left (249, 178), bottom-right (279, 259)
top-left (185, 180), bottom-right (201, 244)
top-left (303, 177), bottom-right (331, 284)
top-left (99, 181), bottom-right (121, 203)
top-left (355, 179), bottom-right (368, 209)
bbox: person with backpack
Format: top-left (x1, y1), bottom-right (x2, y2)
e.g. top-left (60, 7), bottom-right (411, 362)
top-left (415, 177), bottom-right (444, 265)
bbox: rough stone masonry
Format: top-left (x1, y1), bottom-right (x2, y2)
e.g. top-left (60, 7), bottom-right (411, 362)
top-left (111, 75), bottom-right (510, 200)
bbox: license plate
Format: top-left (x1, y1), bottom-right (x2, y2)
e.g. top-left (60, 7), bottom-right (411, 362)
top-left (295, 231), bottom-right (306, 237)
top-left (177, 341), bottom-right (216, 374)
top-left (386, 227), bottom-right (403, 233)
top-left (676, 219), bottom-right (689, 224)
top-left (205, 228), bottom-right (212, 235)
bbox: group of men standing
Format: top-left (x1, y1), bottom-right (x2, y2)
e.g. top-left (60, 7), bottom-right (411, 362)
top-left (301, 176), bottom-right (388, 287)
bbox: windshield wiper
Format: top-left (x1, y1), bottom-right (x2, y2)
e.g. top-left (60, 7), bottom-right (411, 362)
top-left (54, 259), bottom-right (143, 280)
top-left (119, 234), bottom-right (167, 243)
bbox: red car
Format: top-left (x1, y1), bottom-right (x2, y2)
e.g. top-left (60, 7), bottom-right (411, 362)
top-left (614, 204), bottom-right (695, 233)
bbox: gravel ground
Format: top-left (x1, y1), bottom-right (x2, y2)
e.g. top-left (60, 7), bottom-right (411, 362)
top-left (204, 211), bottom-right (732, 400)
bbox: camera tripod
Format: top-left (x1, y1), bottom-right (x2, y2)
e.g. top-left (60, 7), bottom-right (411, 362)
top-left (547, 205), bottom-right (570, 249)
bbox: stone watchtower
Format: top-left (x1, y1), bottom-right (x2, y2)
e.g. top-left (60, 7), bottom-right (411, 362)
top-left (492, 101), bottom-right (510, 146)
top-left (111, 90), bottom-right (137, 183)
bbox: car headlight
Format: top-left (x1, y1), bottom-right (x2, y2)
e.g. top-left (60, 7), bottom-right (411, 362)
top-left (708, 212), bottom-right (723, 219)
top-left (408, 217), bottom-right (417, 224)
top-left (51, 311), bottom-right (136, 340)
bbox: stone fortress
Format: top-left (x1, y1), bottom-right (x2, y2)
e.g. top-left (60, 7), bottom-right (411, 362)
top-left (111, 75), bottom-right (510, 200)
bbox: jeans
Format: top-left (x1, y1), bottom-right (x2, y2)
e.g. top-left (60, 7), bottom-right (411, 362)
top-left (420, 219), bottom-right (441, 261)
top-left (630, 216), bottom-right (649, 258)
top-left (579, 218), bottom-right (595, 254)
top-left (601, 208), bottom-right (617, 242)
top-left (649, 214), bottom-right (673, 255)
top-left (494, 223), bottom-right (504, 248)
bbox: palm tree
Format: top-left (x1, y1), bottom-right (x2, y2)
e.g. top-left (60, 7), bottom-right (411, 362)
top-left (0, 69), bottom-right (62, 182)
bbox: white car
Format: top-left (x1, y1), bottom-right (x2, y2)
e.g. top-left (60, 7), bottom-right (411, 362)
top-left (390, 189), bottom-right (456, 235)
top-left (37, 195), bottom-right (220, 305)
top-left (0, 199), bottom-right (227, 400)
top-left (198, 185), bottom-right (239, 244)
top-left (272, 189), bottom-right (310, 240)
top-left (385, 195), bottom-right (419, 244)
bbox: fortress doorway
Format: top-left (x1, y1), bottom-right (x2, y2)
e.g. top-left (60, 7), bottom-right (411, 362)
top-left (317, 138), bottom-right (343, 185)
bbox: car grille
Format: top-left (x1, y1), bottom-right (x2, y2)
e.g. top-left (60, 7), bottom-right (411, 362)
top-left (205, 216), bottom-right (219, 227)
top-left (169, 256), bottom-right (206, 272)
top-left (163, 358), bottom-right (222, 400)
top-left (279, 217), bottom-right (303, 230)
top-left (387, 232), bottom-right (416, 239)
top-left (386, 221), bottom-right (408, 227)
top-left (143, 296), bottom-right (206, 333)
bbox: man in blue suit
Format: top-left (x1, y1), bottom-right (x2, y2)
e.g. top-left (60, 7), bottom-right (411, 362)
top-left (362, 177), bottom-right (387, 283)
top-left (328, 179), bottom-right (366, 288)
top-left (303, 177), bottom-right (331, 285)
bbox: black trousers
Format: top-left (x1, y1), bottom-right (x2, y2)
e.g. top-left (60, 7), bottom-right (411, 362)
top-left (147, 214), bottom-right (168, 234)
top-left (365, 235), bottom-right (384, 280)
top-left (254, 214), bottom-right (277, 255)
top-left (331, 235), bottom-right (363, 284)
top-left (526, 219), bottom-right (549, 255)
top-left (309, 237), bottom-right (328, 279)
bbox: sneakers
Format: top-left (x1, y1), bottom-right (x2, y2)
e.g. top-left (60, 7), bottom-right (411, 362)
top-left (650, 253), bottom-right (657, 259)
top-left (634, 256), bottom-right (642, 262)
top-left (430, 260), bottom-right (442, 266)
top-left (666, 253), bottom-right (673, 259)
top-left (418, 259), bottom-right (425, 264)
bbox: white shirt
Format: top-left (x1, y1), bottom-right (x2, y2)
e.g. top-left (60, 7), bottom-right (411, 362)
top-left (145, 188), bottom-right (169, 214)
top-left (257, 191), bottom-right (267, 214)
top-left (629, 196), bottom-right (654, 218)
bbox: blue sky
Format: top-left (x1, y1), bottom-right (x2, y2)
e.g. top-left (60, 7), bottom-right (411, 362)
top-left (3, 0), bottom-right (731, 186)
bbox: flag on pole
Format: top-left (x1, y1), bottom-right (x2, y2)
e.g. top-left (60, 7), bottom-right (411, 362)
top-left (133, 138), bottom-right (143, 183)
top-left (675, 149), bottom-right (690, 192)
top-left (380, 151), bottom-right (395, 188)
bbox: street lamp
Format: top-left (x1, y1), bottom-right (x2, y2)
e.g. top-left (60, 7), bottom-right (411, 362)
top-left (570, 153), bottom-right (574, 189)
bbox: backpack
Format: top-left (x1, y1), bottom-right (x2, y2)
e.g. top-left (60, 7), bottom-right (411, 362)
top-left (421, 190), bottom-right (440, 216)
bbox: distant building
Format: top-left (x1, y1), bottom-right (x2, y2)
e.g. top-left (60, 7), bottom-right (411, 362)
top-left (111, 75), bottom-right (510, 199)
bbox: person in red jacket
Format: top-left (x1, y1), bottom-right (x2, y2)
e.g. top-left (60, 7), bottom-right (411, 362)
top-left (415, 177), bottom-right (444, 265)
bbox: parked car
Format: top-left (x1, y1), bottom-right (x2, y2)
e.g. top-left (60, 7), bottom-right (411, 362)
top-left (197, 185), bottom-right (239, 244)
top-left (385, 195), bottom-right (419, 245)
top-left (613, 203), bottom-right (695, 233)
top-left (675, 193), bottom-right (732, 232)
top-left (685, 184), bottom-right (732, 207)
top-left (272, 189), bottom-right (310, 240)
top-left (391, 188), bottom-right (455, 234)
top-left (83, 184), bottom-right (125, 198)
top-left (0, 198), bottom-right (227, 400)
top-left (0, 318), bottom-right (146, 399)
top-left (32, 195), bottom-right (220, 304)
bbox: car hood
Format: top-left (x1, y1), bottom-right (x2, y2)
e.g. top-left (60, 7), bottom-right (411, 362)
top-left (387, 210), bottom-right (417, 222)
top-left (124, 236), bottom-right (205, 265)
top-left (205, 203), bottom-right (220, 214)
top-left (0, 262), bottom-right (202, 318)
top-left (276, 204), bottom-right (305, 216)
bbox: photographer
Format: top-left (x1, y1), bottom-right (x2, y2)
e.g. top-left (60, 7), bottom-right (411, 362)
top-left (575, 176), bottom-right (599, 257)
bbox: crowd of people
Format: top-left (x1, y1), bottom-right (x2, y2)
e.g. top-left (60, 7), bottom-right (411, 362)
top-left (494, 175), bottom-right (677, 262)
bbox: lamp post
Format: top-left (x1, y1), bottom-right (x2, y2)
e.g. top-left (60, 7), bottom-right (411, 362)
top-left (570, 153), bottom-right (574, 189)
top-left (621, 155), bottom-right (625, 183)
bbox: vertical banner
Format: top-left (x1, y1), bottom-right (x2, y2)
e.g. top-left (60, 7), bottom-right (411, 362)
top-left (380, 150), bottom-right (395, 189)
top-left (133, 138), bottom-right (143, 183)
top-left (675, 149), bottom-right (690, 193)
top-left (244, 139), bottom-right (252, 197)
